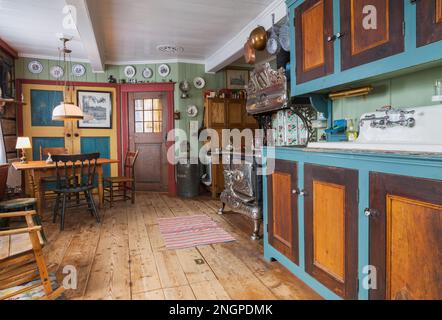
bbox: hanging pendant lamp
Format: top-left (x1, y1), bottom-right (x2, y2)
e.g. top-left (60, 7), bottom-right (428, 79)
top-left (52, 38), bottom-right (84, 121)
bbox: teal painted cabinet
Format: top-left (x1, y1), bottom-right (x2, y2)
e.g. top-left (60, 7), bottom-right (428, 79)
top-left (263, 147), bottom-right (442, 300)
top-left (287, 0), bottom-right (442, 95)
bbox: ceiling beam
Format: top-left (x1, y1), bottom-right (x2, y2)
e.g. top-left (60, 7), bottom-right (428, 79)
top-left (205, 0), bottom-right (287, 73)
top-left (64, 0), bottom-right (105, 72)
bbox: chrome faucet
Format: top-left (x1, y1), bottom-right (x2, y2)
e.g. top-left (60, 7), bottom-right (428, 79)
top-left (360, 106), bottom-right (416, 129)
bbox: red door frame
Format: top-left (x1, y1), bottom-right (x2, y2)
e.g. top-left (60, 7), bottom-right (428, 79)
top-left (120, 82), bottom-right (176, 196)
top-left (17, 79), bottom-right (122, 173)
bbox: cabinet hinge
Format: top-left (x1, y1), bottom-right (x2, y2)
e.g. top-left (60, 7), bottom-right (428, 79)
top-left (357, 189), bottom-right (360, 203)
top-left (402, 21), bottom-right (406, 37)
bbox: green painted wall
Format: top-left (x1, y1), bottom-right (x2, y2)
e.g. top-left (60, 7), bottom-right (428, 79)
top-left (15, 57), bottom-right (227, 135)
top-left (333, 65), bottom-right (442, 125)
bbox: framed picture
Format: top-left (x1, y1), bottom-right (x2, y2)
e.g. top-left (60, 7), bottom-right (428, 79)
top-left (226, 69), bottom-right (250, 90)
top-left (77, 91), bottom-right (113, 129)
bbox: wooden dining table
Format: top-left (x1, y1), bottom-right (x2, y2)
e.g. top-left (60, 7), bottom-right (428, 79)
top-left (12, 158), bottom-right (119, 214)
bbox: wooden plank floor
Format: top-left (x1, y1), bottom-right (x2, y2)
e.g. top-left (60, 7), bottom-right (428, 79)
top-left (40, 192), bottom-right (321, 300)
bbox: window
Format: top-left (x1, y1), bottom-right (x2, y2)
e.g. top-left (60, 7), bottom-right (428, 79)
top-left (135, 98), bottom-right (162, 133)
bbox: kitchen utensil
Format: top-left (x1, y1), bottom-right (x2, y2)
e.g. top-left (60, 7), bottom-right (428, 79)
top-left (124, 65), bottom-right (136, 78)
top-left (179, 80), bottom-right (190, 99)
top-left (72, 64), bottom-right (86, 77)
top-left (193, 77), bottom-right (205, 89)
top-left (250, 26), bottom-right (267, 51)
top-left (142, 67), bottom-right (153, 79)
top-left (244, 39), bottom-right (256, 65)
top-left (278, 17), bottom-right (291, 52)
top-left (266, 14), bottom-right (280, 55)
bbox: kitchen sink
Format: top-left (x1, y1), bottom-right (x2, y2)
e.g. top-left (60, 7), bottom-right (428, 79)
top-left (308, 105), bottom-right (442, 154)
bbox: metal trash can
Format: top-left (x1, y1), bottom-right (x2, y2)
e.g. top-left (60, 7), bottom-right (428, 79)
top-left (176, 158), bottom-right (200, 198)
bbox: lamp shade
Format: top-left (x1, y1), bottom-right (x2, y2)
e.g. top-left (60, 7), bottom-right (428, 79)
top-left (52, 102), bottom-right (84, 121)
top-left (16, 137), bottom-right (32, 149)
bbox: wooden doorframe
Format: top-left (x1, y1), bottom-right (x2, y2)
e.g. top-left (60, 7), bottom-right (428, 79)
top-left (121, 83), bottom-right (176, 196)
top-left (16, 79), bottom-right (122, 173)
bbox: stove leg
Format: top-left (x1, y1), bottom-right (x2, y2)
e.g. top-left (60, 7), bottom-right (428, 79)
top-left (218, 202), bottom-right (225, 215)
top-left (251, 219), bottom-right (262, 241)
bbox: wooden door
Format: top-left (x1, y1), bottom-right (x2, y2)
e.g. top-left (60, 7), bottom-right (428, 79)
top-left (206, 99), bottom-right (226, 128)
top-left (370, 173), bottom-right (442, 300)
top-left (267, 160), bottom-right (299, 264)
top-left (340, 0), bottom-right (404, 70)
top-left (129, 92), bottom-right (168, 191)
top-left (304, 164), bottom-right (358, 299)
top-left (295, 0), bottom-right (334, 84)
top-left (227, 99), bottom-right (243, 128)
top-left (416, 0), bottom-right (442, 47)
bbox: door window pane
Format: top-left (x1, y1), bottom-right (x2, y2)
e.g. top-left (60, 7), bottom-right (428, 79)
top-left (134, 98), bottom-right (163, 133)
top-left (135, 122), bottom-right (144, 133)
top-left (135, 100), bottom-right (143, 111)
top-left (135, 111), bottom-right (143, 122)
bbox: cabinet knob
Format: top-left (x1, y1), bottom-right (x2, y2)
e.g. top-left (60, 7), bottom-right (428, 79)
top-left (327, 35), bottom-right (336, 42)
top-left (292, 189), bottom-right (306, 196)
top-left (364, 208), bottom-right (379, 217)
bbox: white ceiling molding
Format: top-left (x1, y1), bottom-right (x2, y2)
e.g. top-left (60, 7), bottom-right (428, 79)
top-left (19, 53), bottom-right (91, 64)
top-left (65, 0), bottom-right (105, 72)
top-left (106, 58), bottom-right (206, 66)
top-left (205, 0), bottom-right (287, 73)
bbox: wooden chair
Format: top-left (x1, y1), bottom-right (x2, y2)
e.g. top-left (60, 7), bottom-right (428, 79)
top-left (37, 147), bottom-right (70, 209)
top-left (0, 210), bottom-right (64, 300)
top-left (0, 164), bottom-right (44, 241)
top-left (52, 153), bottom-right (101, 231)
top-left (104, 150), bottom-right (139, 208)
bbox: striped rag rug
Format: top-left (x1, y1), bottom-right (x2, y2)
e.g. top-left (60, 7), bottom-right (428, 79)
top-left (158, 215), bottom-right (236, 250)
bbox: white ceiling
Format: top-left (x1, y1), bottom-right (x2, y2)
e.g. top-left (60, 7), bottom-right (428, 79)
top-left (0, 0), bottom-right (280, 70)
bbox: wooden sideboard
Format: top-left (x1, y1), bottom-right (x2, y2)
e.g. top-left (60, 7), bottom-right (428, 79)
top-left (203, 98), bottom-right (258, 198)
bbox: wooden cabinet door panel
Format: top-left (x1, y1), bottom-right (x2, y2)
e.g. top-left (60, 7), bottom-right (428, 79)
top-left (295, 0), bottom-right (334, 84)
top-left (304, 164), bottom-right (358, 299)
top-left (417, 0), bottom-right (442, 47)
top-left (340, 0), bottom-right (404, 70)
top-left (268, 160), bottom-right (299, 264)
top-left (208, 99), bottom-right (226, 128)
top-left (227, 100), bottom-right (243, 128)
top-left (370, 173), bottom-right (442, 300)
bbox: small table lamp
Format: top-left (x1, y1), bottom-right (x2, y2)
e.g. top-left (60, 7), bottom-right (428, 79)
top-left (16, 137), bottom-right (32, 163)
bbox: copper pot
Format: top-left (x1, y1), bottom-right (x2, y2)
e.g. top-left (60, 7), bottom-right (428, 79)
top-left (244, 39), bottom-right (256, 65)
top-left (250, 26), bottom-right (268, 51)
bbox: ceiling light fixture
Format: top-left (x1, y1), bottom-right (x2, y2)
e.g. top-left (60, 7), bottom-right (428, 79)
top-left (156, 45), bottom-right (184, 55)
top-left (52, 38), bottom-right (84, 121)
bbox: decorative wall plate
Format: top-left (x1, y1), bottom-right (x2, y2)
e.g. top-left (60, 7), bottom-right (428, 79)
top-left (50, 65), bottom-right (64, 79)
top-left (187, 105), bottom-right (198, 118)
top-left (193, 77), bottom-right (205, 89)
top-left (72, 64), bottom-right (86, 77)
top-left (158, 64), bottom-right (170, 77)
top-left (124, 65), bottom-right (136, 78)
top-left (28, 60), bottom-right (43, 74)
top-left (142, 67), bottom-right (153, 79)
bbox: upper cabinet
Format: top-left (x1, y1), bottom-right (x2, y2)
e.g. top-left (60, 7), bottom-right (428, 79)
top-left (416, 0), bottom-right (442, 47)
top-left (288, 0), bottom-right (442, 96)
top-left (295, 0), bottom-right (334, 83)
top-left (340, 0), bottom-right (404, 70)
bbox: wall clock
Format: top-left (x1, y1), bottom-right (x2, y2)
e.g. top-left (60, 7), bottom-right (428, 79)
top-left (50, 65), bottom-right (64, 79)
top-left (28, 60), bottom-right (43, 74)
top-left (124, 65), bottom-right (136, 78)
top-left (142, 67), bottom-right (153, 79)
top-left (158, 64), bottom-right (170, 77)
top-left (72, 64), bottom-right (86, 77)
